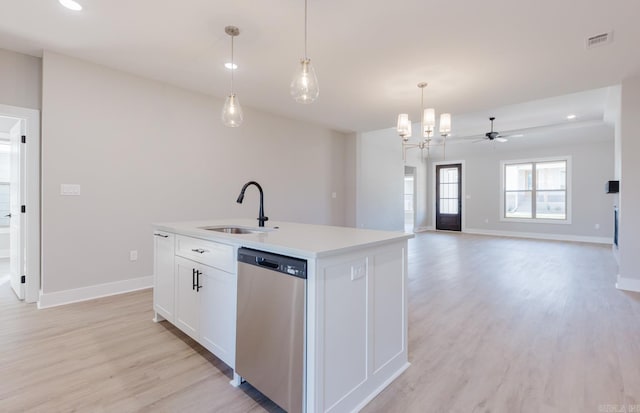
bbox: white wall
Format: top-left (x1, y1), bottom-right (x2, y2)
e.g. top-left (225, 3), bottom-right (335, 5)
top-left (41, 51), bottom-right (350, 294)
top-left (617, 74), bottom-right (640, 290)
top-left (0, 48), bottom-right (41, 110)
top-left (424, 124), bottom-right (615, 241)
top-left (356, 121), bottom-right (615, 241)
top-left (356, 128), bottom-right (404, 231)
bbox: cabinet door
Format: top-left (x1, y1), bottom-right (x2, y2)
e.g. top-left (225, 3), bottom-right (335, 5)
top-left (153, 231), bottom-right (175, 321)
top-left (200, 266), bottom-right (236, 368)
top-left (174, 257), bottom-right (200, 340)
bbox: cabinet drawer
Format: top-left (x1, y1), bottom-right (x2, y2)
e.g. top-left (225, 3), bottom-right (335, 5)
top-left (175, 235), bottom-right (234, 273)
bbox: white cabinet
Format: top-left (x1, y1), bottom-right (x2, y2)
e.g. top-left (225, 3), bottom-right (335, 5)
top-left (200, 266), bottom-right (236, 368)
top-left (153, 233), bottom-right (237, 371)
top-left (309, 242), bottom-right (408, 413)
top-left (153, 231), bottom-right (175, 322)
top-left (174, 256), bottom-right (201, 340)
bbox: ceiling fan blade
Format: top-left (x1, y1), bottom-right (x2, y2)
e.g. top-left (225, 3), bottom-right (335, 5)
top-left (495, 137), bottom-right (508, 143)
top-left (472, 138), bottom-right (486, 143)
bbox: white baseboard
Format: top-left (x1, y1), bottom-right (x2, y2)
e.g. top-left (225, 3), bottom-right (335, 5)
top-left (415, 226), bottom-right (433, 232)
top-left (616, 275), bottom-right (640, 293)
top-left (0, 249), bottom-right (9, 259)
top-left (462, 228), bottom-right (612, 245)
top-left (38, 276), bottom-right (153, 309)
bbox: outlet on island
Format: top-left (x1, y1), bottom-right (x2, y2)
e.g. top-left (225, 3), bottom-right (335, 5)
top-left (130, 250), bottom-right (138, 261)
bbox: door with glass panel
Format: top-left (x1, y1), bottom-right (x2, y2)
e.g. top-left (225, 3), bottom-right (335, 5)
top-left (436, 163), bottom-right (462, 231)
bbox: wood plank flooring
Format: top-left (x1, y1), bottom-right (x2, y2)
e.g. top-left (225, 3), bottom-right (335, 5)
top-left (1, 233), bottom-right (639, 412)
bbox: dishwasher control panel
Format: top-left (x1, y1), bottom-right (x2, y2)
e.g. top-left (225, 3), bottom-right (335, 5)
top-left (237, 248), bottom-right (307, 279)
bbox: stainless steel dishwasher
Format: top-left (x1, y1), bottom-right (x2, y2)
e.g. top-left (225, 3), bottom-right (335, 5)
top-left (236, 248), bottom-right (307, 413)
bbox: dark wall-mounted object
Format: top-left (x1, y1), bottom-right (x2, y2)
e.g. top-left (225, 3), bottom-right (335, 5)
top-left (606, 180), bottom-right (619, 194)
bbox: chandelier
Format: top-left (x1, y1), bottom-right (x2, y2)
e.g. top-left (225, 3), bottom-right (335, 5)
top-left (396, 82), bottom-right (451, 161)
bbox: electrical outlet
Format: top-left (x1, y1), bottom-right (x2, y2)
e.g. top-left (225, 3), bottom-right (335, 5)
top-left (594, 223), bottom-right (600, 230)
top-left (130, 250), bottom-right (138, 261)
top-left (484, 218), bottom-right (489, 224)
top-left (351, 264), bottom-right (366, 281)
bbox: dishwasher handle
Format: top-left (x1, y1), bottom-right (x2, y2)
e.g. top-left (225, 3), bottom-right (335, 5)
top-left (256, 257), bottom-right (280, 269)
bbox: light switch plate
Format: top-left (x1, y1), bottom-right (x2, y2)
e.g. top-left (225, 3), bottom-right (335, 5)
top-left (61, 184), bottom-right (81, 196)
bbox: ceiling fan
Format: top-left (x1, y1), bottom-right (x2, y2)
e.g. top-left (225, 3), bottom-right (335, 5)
top-left (475, 117), bottom-right (509, 143)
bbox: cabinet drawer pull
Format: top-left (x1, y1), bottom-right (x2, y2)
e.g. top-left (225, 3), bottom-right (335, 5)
top-left (154, 233), bottom-right (169, 238)
top-left (191, 248), bottom-right (207, 254)
top-left (196, 270), bottom-right (203, 292)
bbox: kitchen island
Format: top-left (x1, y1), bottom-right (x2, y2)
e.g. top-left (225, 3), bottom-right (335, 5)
top-left (153, 219), bottom-right (412, 413)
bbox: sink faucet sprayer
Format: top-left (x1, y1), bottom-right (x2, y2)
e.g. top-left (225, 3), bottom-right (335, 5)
top-left (236, 181), bottom-right (269, 227)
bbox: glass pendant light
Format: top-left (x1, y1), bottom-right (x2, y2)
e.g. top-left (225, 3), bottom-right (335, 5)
top-left (290, 0), bottom-right (319, 103)
top-left (222, 26), bottom-right (243, 127)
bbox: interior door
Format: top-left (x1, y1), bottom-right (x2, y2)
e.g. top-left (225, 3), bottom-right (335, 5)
top-left (9, 118), bottom-right (24, 299)
top-left (436, 163), bottom-right (462, 231)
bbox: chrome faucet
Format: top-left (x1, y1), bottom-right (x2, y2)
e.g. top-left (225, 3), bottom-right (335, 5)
top-left (236, 181), bottom-right (269, 227)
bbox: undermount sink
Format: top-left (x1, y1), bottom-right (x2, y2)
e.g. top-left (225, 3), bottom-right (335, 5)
top-left (199, 225), bottom-right (272, 234)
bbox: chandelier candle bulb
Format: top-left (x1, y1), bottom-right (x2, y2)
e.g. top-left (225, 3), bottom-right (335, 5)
top-left (439, 113), bottom-right (452, 135)
top-left (396, 114), bottom-right (411, 139)
top-left (423, 108), bottom-right (436, 137)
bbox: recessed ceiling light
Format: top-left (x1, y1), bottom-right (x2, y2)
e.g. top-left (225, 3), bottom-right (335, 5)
top-left (59, 0), bottom-right (82, 11)
top-left (224, 63), bottom-right (238, 70)
top-left (567, 114), bottom-right (577, 120)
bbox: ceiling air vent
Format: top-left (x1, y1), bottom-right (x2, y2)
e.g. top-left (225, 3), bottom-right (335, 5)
top-left (586, 31), bottom-right (613, 49)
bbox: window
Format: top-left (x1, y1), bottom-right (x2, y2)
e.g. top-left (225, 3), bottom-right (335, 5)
top-left (501, 158), bottom-right (569, 222)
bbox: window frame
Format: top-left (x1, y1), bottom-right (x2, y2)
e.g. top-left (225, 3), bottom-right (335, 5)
top-left (500, 156), bottom-right (572, 225)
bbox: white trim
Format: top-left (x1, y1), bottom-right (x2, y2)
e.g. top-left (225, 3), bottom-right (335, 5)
top-left (0, 249), bottom-right (9, 259)
top-left (0, 103), bottom-right (40, 304)
top-left (500, 156), bottom-right (572, 224)
top-left (463, 227), bottom-right (611, 244)
top-left (431, 160), bottom-right (466, 231)
top-left (350, 362), bottom-right (411, 413)
top-left (37, 276), bottom-right (153, 309)
top-left (616, 275), bottom-right (640, 293)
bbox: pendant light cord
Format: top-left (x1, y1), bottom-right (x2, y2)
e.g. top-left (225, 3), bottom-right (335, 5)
top-left (231, 35), bottom-right (235, 94)
top-left (304, 0), bottom-right (308, 59)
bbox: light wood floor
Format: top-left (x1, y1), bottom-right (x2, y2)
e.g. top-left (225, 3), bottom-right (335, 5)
top-left (1, 233), bottom-right (639, 412)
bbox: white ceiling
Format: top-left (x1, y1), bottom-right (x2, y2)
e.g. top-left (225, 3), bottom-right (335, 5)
top-left (0, 0), bottom-right (638, 133)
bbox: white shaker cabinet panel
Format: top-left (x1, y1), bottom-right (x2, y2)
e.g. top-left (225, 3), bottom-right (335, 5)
top-left (372, 248), bottom-right (405, 373)
top-left (174, 256), bottom-right (201, 341)
top-left (321, 258), bottom-right (368, 410)
top-left (153, 231), bottom-right (175, 322)
top-left (200, 266), bottom-right (237, 369)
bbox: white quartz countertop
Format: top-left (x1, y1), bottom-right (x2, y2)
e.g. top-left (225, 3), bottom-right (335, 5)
top-left (153, 219), bottom-right (413, 259)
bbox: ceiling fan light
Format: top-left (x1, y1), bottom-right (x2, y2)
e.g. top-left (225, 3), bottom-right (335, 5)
top-left (439, 113), bottom-right (452, 135)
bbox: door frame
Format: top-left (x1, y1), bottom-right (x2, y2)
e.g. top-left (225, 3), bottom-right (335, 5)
top-left (404, 166), bottom-right (417, 232)
top-left (0, 103), bottom-right (40, 303)
top-left (431, 160), bottom-right (465, 232)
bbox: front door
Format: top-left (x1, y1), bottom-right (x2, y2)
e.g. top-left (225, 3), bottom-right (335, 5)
top-left (436, 163), bottom-right (462, 231)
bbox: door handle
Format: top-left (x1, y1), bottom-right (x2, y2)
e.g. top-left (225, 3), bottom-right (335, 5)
top-left (192, 268), bottom-right (197, 290)
top-left (154, 233), bottom-right (168, 238)
top-left (4, 214), bottom-right (10, 218)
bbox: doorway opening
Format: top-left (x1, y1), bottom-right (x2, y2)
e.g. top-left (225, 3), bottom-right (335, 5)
top-left (0, 104), bottom-right (40, 304)
top-left (404, 166), bottom-right (416, 233)
top-left (435, 163), bottom-right (462, 231)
